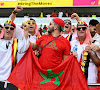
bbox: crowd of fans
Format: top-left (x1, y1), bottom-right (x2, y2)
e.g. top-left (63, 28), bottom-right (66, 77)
top-left (23, 9), bottom-right (97, 18)
top-left (0, 5), bottom-right (100, 90)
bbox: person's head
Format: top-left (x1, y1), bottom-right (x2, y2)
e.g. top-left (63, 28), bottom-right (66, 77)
top-left (96, 23), bottom-right (100, 35)
top-left (26, 18), bottom-right (40, 35)
top-left (59, 9), bottom-right (62, 12)
top-left (3, 20), bottom-right (16, 40)
top-left (89, 19), bottom-right (99, 37)
top-left (74, 21), bottom-right (93, 44)
top-left (40, 24), bottom-right (42, 27)
top-left (44, 25), bottom-right (46, 28)
top-left (26, 18), bottom-right (36, 35)
top-left (41, 10), bottom-right (43, 12)
top-left (54, 10), bottom-right (56, 12)
top-left (48, 18), bottom-right (65, 33)
top-left (64, 19), bottom-right (71, 34)
top-left (77, 21), bottom-right (87, 41)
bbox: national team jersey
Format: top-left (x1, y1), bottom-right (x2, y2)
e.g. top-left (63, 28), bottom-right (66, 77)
top-left (36, 34), bottom-right (71, 69)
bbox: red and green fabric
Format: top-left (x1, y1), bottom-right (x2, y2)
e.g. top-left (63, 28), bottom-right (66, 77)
top-left (8, 46), bottom-right (89, 90)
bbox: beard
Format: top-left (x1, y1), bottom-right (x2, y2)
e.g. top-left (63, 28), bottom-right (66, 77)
top-left (47, 27), bottom-right (54, 33)
top-left (90, 31), bottom-right (96, 37)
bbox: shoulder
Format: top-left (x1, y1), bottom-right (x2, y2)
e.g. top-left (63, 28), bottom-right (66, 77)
top-left (60, 36), bottom-right (70, 44)
top-left (94, 40), bottom-right (100, 45)
top-left (39, 35), bottom-right (47, 38)
top-left (37, 35), bottom-right (49, 41)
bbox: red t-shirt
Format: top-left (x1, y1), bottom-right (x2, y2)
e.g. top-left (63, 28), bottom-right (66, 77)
top-left (51, 12), bottom-right (57, 17)
top-left (36, 34), bottom-right (71, 69)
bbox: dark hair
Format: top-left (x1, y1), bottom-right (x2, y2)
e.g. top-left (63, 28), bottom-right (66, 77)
top-left (54, 10), bottom-right (56, 12)
top-left (54, 22), bottom-right (62, 32)
top-left (89, 19), bottom-right (99, 26)
top-left (30, 18), bottom-right (35, 22)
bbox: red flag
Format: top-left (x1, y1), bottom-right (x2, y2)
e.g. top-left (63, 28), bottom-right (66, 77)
top-left (8, 46), bottom-right (89, 90)
top-left (89, 86), bottom-right (100, 90)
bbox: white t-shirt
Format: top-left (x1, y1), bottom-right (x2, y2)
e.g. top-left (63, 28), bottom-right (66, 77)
top-left (0, 37), bottom-right (29, 81)
top-left (17, 34), bottom-right (38, 62)
top-left (58, 12), bottom-right (63, 18)
top-left (93, 33), bottom-right (100, 42)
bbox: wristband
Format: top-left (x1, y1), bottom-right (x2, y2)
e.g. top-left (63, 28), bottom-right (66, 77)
top-left (12, 10), bottom-right (18, 15)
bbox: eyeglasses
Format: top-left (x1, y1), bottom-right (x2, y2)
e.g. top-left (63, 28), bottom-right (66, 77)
top-left (65, 26), bottom-right (68, 28)
top-left (27, 22), bottom-right (35, 25)
top-left (5, 26), bottom-right (14, 30)
top-left (72, 29), bottom-right (75, 31)
top-left (77, 27), bottom-right (86, 31)
top-left (64, 21), bottom-right (71, 25)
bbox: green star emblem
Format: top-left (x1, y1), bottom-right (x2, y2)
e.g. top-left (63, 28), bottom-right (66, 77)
top-left (39, 69), bottom-right (64, 86)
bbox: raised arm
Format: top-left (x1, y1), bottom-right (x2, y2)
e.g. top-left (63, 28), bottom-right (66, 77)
top-left (71, 13), bottom-right (81, 22)
top-left (22, 22), bottom-right (38, 50)
top-left (10, 5), bottom-right (23, 21)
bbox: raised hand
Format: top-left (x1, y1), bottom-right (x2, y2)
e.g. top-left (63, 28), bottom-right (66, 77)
top-left (88, 40), bottom-right (100, 52)
top-left (85, 40), bottom-right (92, 53)
top-left (90, 43), bottom-right (100, 52)
top-left (23, 22), bottom-right (29, 31)
top-left (14, 5), bottom-right (23, 13)
top-left (71, 13), bottom-right (81, 21)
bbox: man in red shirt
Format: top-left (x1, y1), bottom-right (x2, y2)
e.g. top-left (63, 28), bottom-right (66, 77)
top-left (30, 18), bottom-right (71, 69)
top-left (51, 10), bottom-right (57, 17)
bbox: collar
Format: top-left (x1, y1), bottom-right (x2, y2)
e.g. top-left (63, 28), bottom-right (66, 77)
top-left (28, 33), bottom-right (37, 37)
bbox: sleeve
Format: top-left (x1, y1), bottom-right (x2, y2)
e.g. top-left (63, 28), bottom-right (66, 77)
top-left (63, 40), bottom-right (71, 55)
top-left (36, 35), bottom-right (46, 46)
top-left (14, 26), bottom-right (24, 40)
top-left (94, 41), bottom-right (100, 59)
top-left (17, 37), bottom-right (29, 53)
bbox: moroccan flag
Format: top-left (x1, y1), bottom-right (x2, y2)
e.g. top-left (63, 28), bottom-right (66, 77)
top-left (8, 46), bottom-right (89, 90)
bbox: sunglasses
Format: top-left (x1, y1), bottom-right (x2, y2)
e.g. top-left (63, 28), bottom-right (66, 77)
top-left (5, 26), bottom-right (14, 30)
top-left (77, 27), bottom-right (86, 31)
top-left (64, 21), bottom-right (71, 25)
top-left (28, 22), bottom-right (35, 25)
